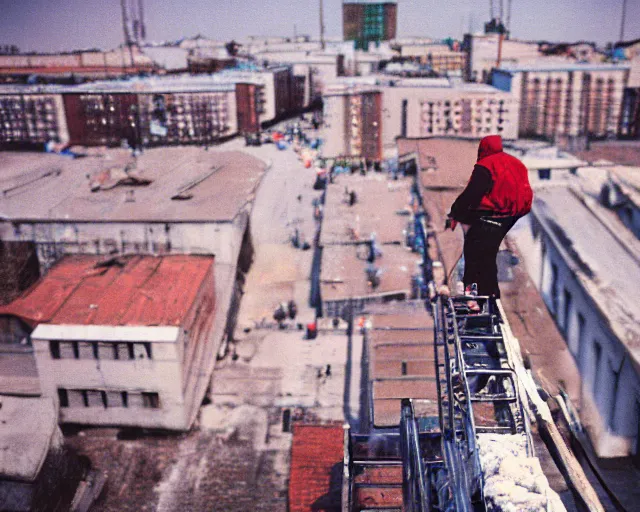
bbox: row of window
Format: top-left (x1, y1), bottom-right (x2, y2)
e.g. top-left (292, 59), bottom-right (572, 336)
top-left (57, 388), bottom-right (160, 409)
top-left (49, 340), bottom-right (152, 360)
top-left (549, 261), bottom-right (621, 429)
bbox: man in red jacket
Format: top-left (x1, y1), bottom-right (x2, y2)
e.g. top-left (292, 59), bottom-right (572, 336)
top-left (446, 135), bottom-right (532, 298)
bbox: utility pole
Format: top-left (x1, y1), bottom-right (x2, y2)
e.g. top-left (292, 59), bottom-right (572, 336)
top-left (138, 0), bottom-right (146, 42)
top-left (620, 0), bottom-right (627, 42)
top-left (320, 0), bottom-right (326, 50)
top-left (507, 0), bottom-right (512, 38)
top-left (120, 0), bottom-right (135, 71)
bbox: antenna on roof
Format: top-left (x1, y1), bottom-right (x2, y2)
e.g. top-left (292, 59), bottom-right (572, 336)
top-left (320, 0), bottom-right (326, 50)
top-left (138, 0), bottom-right (146, 42)
top-left (620, 0), bottom-right (627, 42)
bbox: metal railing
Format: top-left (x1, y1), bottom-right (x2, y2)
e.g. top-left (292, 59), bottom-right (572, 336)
top-left (399, 398), bottom-right (429, 512)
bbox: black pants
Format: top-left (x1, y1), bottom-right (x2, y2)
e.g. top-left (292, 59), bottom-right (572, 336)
top-left (463, 216), bottom-right (518, 298)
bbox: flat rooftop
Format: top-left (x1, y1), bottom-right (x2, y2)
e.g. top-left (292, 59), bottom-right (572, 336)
top-left (364, 305), bottom-right (437, 428)
top-left (321, 244), bottom-right (420, 303)
top-left (0, 396), bottom-right (58, 481)
top-left (0, 147), bottom-right (266, 223)
top-left (496, 62), bottom-right (630, 73)
top-left (533, 186), bottom-right (640, 366)
top-left (0, 254), bottom-right (214, 327)
top-left (320, 174), bottom-right (412, 246)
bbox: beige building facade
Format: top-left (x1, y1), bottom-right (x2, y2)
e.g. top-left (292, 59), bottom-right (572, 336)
top-left (492, 64), bottom-right (630, 139)
top-left (322, 77), bottom-right (518, 158)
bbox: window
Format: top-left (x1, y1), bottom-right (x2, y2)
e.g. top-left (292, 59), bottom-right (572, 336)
top-left (551, 263), bottom-right (559, 314)
top-left (593, 341), bottom-right (602, 395)
top-left (610, 366), bottom-right (620, 429)
top-left (142, 392), bottom-right (160, 409)
top-left (50, 341), bottom-right (60, 359)
top-left (58, 388), bottom-right (69, 407)
top-left (563, 289), bottom-right (572, 333)
top-left (576, 313), bottom-right (586, 361)
top-left (401, 99), bottom-right (408, 138)
top-left (401, 361), bottom-right (408, 376)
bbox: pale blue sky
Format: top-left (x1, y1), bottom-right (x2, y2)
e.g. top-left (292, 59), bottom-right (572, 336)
top-left (1, 0), bottom-right (637, 53)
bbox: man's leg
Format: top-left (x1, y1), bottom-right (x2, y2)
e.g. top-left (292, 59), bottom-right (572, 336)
top-left (462, 221), bottom-right (485, 293)
top-left (463, 218), bottom-right (516, 297)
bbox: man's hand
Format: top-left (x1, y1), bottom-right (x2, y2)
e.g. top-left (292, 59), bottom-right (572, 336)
top-left (445, 217), bottom-right (458, 231)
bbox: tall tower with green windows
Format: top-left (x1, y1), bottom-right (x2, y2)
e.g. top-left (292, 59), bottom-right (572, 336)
top-left (343, 1), bottom-right (397, 51)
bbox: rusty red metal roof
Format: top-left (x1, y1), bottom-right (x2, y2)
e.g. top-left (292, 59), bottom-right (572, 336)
top-left (0, 254), bottom-right (214, 327)
top-left (288, 423), bottom-right (344, 512)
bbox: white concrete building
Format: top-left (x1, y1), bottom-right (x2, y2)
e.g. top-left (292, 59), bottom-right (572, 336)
top-left (0, 255), bottom-right (217, 430)
top-left (512, 171), bottom-right (640, 458)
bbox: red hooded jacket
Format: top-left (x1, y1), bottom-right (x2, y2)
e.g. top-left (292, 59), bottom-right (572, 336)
top-left (474, 135), bottom-right (532, 216)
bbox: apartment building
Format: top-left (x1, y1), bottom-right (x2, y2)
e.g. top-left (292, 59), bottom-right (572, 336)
top-left (512, 172), bottom-right (640, 458)
top-left (0, 255), bottom-right (216, 430)
top-left (322, 76), bottom-right (518, 159)
top-left (322, 85), bottom-right (382, 162)
top-left (0, 77), bottom-right (242, 148)
top-left (492, 63), bottom-right (630, 140)
top-left (218, 65), bottom-right (294, 124)
top-left (0, 66), bottom-right (298, 148)
top-left (343, 1), bottom-right (397, 51)
top-left (0, 88), bottom-right (69, 146)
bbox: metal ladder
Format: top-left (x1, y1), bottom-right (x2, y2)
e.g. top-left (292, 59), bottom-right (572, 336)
top-left (432, 296), bottom-right (483, 512)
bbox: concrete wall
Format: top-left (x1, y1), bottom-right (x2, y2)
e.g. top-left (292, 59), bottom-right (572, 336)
top-left (322, 94), bottom-right (348, 159)
top-left (179, 262), bottom-right (217, 425)
top-left (0, 212), bottom-right (249, 272)
top-left (513, 213), bottom-right (640, 458)
top-left (33, 327), bottom-right (187, 429)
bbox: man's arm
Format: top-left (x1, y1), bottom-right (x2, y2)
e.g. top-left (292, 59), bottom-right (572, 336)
top-left (448, 165), bottom-right (493, 224)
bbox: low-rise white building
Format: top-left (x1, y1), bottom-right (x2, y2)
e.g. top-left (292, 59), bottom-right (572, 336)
top-left (0, 254), bottom-right (217, 430)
